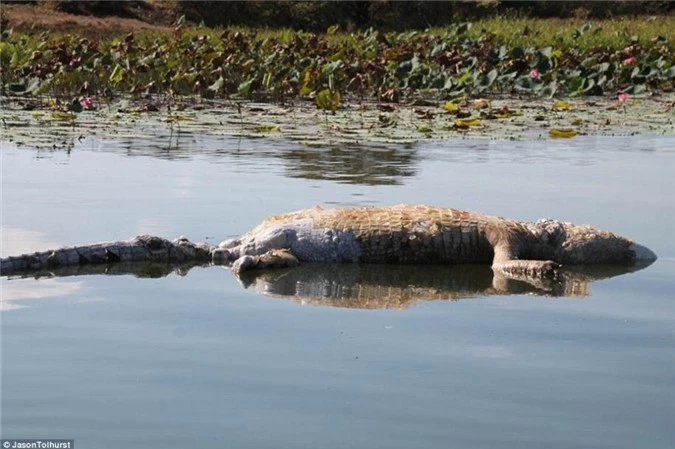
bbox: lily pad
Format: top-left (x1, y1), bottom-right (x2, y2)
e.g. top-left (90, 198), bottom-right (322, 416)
top-left (443, 102), bottom-right (460, 113)
top-left (454, 118), bottom-right (481, 128)
top-left (160, 115), bottom-right (194, 123)
top-left (254, 125), bottom-right (281, 133)
top-left (50, 111), bottom-right (77, 121)
top-left (552, 100), bottom-right (574, 111)
top-left (549, 128), bottom-right (577, 138)
top-left (316, 89), bottom-right (341, 111)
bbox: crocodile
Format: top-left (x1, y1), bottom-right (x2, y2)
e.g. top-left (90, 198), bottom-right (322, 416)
top-left (213, 204), bottom-right (657, 277)
top-left (0, 205), bottom-right (657, 279)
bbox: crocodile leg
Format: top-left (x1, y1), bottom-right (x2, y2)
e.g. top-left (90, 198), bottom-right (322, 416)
top-left (231, 249), bottom-right (300, 275)
top-left (490, 242), bottom-right (561, 278)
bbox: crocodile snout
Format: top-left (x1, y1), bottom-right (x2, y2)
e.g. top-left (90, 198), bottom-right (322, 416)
top-left (629, 243), bottom-right (657, 261)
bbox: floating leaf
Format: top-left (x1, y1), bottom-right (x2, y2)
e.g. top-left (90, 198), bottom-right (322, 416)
top-left (488, 106), bottom-right (522, 119)
top-left (549, 128), bottom-right (577, 138)
top-left (50, 111), bottom-right (76, 121)
top-left (454, 118), bottom-right (481, 128)
top-left (416, 124), bottom-right (433, 133)
top-left (254, 125), bottom-right (281, 133)
top-left (161, 115), bottom-right (193, 123)
top-left (552, 100), bottom-right (573, 111)
top-left (443, 101), bottom-right (459, 113)
top-left (316, 88), bottom-right (341, 111)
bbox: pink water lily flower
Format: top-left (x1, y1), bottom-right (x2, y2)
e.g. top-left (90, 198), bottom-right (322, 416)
top-left (617, 92), bottom-right (629, 102)
top-left (623, 56), bottom-right (637, 65)
top-left (529, 69), bottom-right (540, 79)
top-left (81, 97), bottom-right (94, 109)
top-left (68, 56), bottom-right (82, 68)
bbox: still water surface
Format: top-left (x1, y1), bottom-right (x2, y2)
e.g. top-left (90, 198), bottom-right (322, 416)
top-left (2, 134), bottom-right (674, 448)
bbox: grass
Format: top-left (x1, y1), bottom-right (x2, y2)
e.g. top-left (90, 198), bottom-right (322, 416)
top-left (459, 16), bottom-right (675, 51)
top-left (8, 14), bottom-right (674, 52)
top-left (203, 16), bottom-right (675, 52)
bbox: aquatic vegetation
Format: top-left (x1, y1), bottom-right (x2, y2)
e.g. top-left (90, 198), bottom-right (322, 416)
top-left (1, 20), bottom-right (673, 148)
top-left (315, 88), bottom-right (341, 111)
top-left (1, 21), bottom-right (673, 105)
top-left (549, 128), bottom-right (578, 139)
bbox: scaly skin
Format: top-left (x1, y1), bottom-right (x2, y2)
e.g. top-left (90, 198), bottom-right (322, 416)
top-left (213, 204), bottom-right (656, 277)
top-left (0, 235), bottom-right (211, 275)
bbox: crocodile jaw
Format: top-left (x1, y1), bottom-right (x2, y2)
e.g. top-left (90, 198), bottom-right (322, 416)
top-left (629, 243), bottom-right (657, 261)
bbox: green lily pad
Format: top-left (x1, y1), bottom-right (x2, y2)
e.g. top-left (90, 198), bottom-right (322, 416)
top-left (316, 89), bottom-right (341, 111)
top-left (549, 128), bottom-right (577, 138)
top-left (254, 125), bottom-right (281, 133)
top-left (50, 111), bottom-right (77, 121)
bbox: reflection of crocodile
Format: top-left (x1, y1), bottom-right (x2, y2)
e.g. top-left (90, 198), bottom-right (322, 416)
top-left (1, 205), bottom-right (657, 281)
top-left (3, 262), bottom-right (654, 309)
top-left (237, 263), bottom-right (655, 309)
top-left (4, 261), bottom-right (207, 280)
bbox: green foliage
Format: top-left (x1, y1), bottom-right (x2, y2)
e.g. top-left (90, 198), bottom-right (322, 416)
top-left (316, 89), bottom-right (341, 111)
top-left (168, 1), bottom-right (675, 32)
top-left (1, 21), bottom-right (673, 103)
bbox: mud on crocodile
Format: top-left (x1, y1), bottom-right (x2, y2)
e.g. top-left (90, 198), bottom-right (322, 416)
top-left (0, 205), bottom-right (657, 279)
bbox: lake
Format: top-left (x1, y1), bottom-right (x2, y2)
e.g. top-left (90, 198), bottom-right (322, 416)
top-left (2, 133), bottom-right (674, 449)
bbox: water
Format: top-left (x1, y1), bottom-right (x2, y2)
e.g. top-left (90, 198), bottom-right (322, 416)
top-left (1, 134), bottom-right (674, 448)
